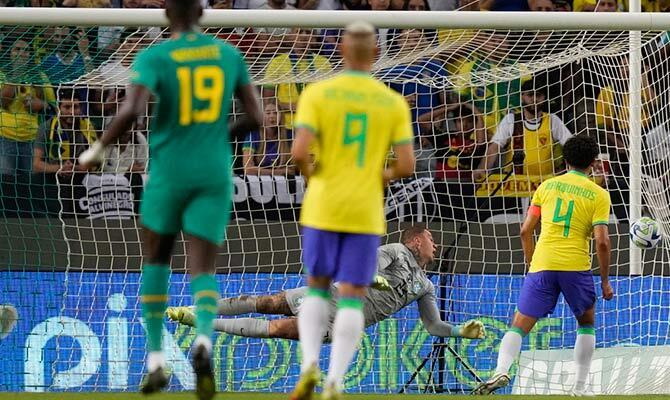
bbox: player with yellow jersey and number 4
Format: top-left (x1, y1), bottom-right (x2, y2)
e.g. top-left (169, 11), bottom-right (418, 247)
top-left (474, 135), bottom-right (613, 397)
top-left (79, 1), bottom-right (262, 398)
top-left (289, 21), bottom-right (416, 400)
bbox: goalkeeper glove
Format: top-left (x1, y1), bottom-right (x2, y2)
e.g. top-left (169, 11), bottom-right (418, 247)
top-left (78, 141), bottom-right (106, 169)
top-left (165, 306), bottom-right (196, 327)
top-left (371, 275), bottom-right (392, 291)
top-left (453, 319), bottom-right (485, 339)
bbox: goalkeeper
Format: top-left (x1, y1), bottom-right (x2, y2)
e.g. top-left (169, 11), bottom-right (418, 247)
top-left (167, 226), bottom-right (485, 341)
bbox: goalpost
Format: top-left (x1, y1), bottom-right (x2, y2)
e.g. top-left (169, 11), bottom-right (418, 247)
top-left (1, 7), bottom-right (670, 395)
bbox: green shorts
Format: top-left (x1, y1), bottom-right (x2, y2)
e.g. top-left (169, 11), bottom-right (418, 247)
top-left (140, 180), bottom-right (232, 245)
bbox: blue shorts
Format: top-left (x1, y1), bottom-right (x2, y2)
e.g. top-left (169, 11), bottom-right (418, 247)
top-left (301, 227), bottom-right (381, 286)
top-left (517, 271), bottom-right (596, 319)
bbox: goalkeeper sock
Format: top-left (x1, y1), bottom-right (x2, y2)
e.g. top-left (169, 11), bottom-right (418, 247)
top-left (297, 287), bottom-right (330, 372)
top-left (495, 328), bottom-right (524, 376)
top-left (191, 274), bottom-right (219, 339)
top-left (140, 264), bottom-right (170, 356)
top-left (326, 297), bottom-right (364, 388)
top-left (574, 326), bottom-right (596, 391)
top-left (213, 318), bottom-right (270, 338)
top-left (217, 295), bottom-right (257, 315)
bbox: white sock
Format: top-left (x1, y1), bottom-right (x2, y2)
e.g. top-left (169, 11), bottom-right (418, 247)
top-left (495, 330), bottom-right (524, 376)
top-left (147, 351), bottom-right (165, 373)
top-left (326, 301), bottom-right (364, 388)
top-left (297, 290), bottom-right (330, 372)
top-left (574, 329), bottom-right (596, 390)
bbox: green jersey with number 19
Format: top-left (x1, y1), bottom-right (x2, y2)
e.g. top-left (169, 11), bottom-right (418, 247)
top-left (131, 31), bottom-right (250, 186)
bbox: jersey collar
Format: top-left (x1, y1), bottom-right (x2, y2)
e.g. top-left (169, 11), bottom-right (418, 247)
top-left (568, 169), bottom-right (588, 177)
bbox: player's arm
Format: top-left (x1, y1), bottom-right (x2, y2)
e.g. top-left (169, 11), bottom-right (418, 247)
top-left (79, 84), bottom-right (151, 168)
top-left (417, 287), bottom-right (484, 339)
top-left (383, 95), bottom-right (415, 184)
top-left (594, 225), bottom-right (612, 300)
top-left (291, 128), bottom-right (315, 181)
top-left (230, 84), bottom-right (262, 142)
top-left (520, 205), bottom-right (541, 266)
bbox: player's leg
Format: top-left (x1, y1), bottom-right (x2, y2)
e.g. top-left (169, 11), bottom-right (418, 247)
top-left (291, 228), bottom-right (339, 400)
top-left (560, 271), bottom-right (597, 395)
top-left (323, 233), bottom-right (380, 398)
top-left (140, 228), bottom-right (177, 394)
top-left (474, 271), bottom-right (559, 395)
top-left (182, 184), bottom-right (231, 400)
top-left (217, 290), bottom-right (294, 316)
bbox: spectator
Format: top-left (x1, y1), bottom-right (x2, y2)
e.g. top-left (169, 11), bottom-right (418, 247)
top-left (295, 0), bottom-right (319, 8)
top-left (553, 0), bottom-right (571, 10)
top-left (62, 0), bottom-right (111, 6)
top-left (235, 0), bottom-right (294, 9)
top-left (264, 27), bottom-right (331, 131)
top-left (0, 39), bottom-right (55, 176)
top-left (573, 0), bottom-right (618, 11)
top-left (33, 90), bottom-right (96, 176)
top-left (102, 128), bottom-right (148, 173)
top-left (449, 35), bottom-right (526, 135)
top-left (242, 102), bottom-right (293, 176)
top-left (385, 29), bottom-right (446, 136)
top-left (480, 0), bottom-right (529, 10)
top-left (529, 0), bottom-right (553, 10)
top-left (424, 104), bottom-right (486, 180)
top-left (404, 0), bottom-right (429, 9)
top-left (473, 79), bottom-right (573, 181)
top-left (41, 26), bottom-right (93, 83)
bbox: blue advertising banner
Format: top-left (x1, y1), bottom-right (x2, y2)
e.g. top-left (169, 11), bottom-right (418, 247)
top-left (1, 272), bottom-right (669, 393)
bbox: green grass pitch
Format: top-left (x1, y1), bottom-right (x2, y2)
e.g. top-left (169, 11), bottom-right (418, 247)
top-left (3, 394), bottom-right (670, 400)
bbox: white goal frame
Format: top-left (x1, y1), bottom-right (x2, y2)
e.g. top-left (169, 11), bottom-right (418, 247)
top-left (0, 5), bottom-right (661, 268)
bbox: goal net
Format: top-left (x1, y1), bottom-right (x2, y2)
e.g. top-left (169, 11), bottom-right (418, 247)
top-left (1, 12), bottom-right (670, 395)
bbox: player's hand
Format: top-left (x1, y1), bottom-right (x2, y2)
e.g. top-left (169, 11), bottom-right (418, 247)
top-left (165, 306), bottom-right (196, 326)
top-left (370, 275), bottom-right (392, 291)
top-left (601, 281), bottom-right (614, 300)
top-left (78, 141), bottom-right (106, 170)
top-left (456, 319), bottom-right (485, 339)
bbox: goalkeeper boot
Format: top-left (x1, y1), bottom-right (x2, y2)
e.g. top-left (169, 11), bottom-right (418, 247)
top-left (140, 366), bottom-right (169, 395)
top-left (289, 363), bottom-right (320, 400)
top-left (321, 381), bottom-right (342, 400)
top-left (192, 337), bottom-right (216, 400)
top-left (472, 373), bottom-right (510, 395)
top-left (166, 306), bottom-right (196, 326)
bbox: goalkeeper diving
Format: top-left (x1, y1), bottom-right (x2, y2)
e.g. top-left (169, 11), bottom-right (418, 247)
top-left (167, 226), bottom-right (486, 341)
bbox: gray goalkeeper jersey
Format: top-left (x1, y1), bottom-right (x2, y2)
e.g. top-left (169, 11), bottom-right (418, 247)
top-left (363, 243), bottom-right (435, 326)
top-left (285, 243), bottom-right (453, 337)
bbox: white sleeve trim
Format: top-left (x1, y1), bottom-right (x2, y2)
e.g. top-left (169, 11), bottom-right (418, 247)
top-left (491, 113), bottom-right (515, 147)
top-left (550, 114), bottom-right (573, 145)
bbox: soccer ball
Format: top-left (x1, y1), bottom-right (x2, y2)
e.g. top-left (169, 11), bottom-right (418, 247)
top-left (630, 217), bottom-right (662, 249)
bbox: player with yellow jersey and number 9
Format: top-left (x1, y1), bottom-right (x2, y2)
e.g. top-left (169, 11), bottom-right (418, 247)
top-left (474, 135), bottom-right (613, 397)
top-left (78, 1), bottom-right (262, 398)
top-left (289, 21), bottom-right (416, 400)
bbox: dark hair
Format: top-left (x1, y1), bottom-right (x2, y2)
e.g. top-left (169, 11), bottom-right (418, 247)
top-left (401, 224), bottom-right (428, 245)
top-left (563, 135), bottom-right (599, 170)
top-left (57, 88), bottom-right (78, 102)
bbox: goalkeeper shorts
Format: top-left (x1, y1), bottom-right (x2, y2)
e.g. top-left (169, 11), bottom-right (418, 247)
top-left (517, 270), bottom-right (596, 319)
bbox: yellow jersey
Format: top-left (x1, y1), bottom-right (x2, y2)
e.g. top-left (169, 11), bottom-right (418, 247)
top-left (529, 170), bottom-right (611, 273)
top-left (295, 71), bottom-right (413, 235)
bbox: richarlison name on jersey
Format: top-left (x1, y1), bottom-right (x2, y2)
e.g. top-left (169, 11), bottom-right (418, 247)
top-left (543, 180), bottom-right (596, 201)
top-left (170, 45), bottom-right (221, 63)
top-left (324, 87), bottom-right (394, 106)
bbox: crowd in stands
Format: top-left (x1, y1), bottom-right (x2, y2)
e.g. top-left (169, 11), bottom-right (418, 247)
top-left (0, 0), bottom-right (668, 222)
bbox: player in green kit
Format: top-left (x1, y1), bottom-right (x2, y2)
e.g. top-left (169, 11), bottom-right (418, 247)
top-left (79, 0), bottom-right (262, 398)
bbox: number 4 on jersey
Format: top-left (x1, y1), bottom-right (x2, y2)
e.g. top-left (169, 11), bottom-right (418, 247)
top-left (552, 197), bottom-right (575, 237)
